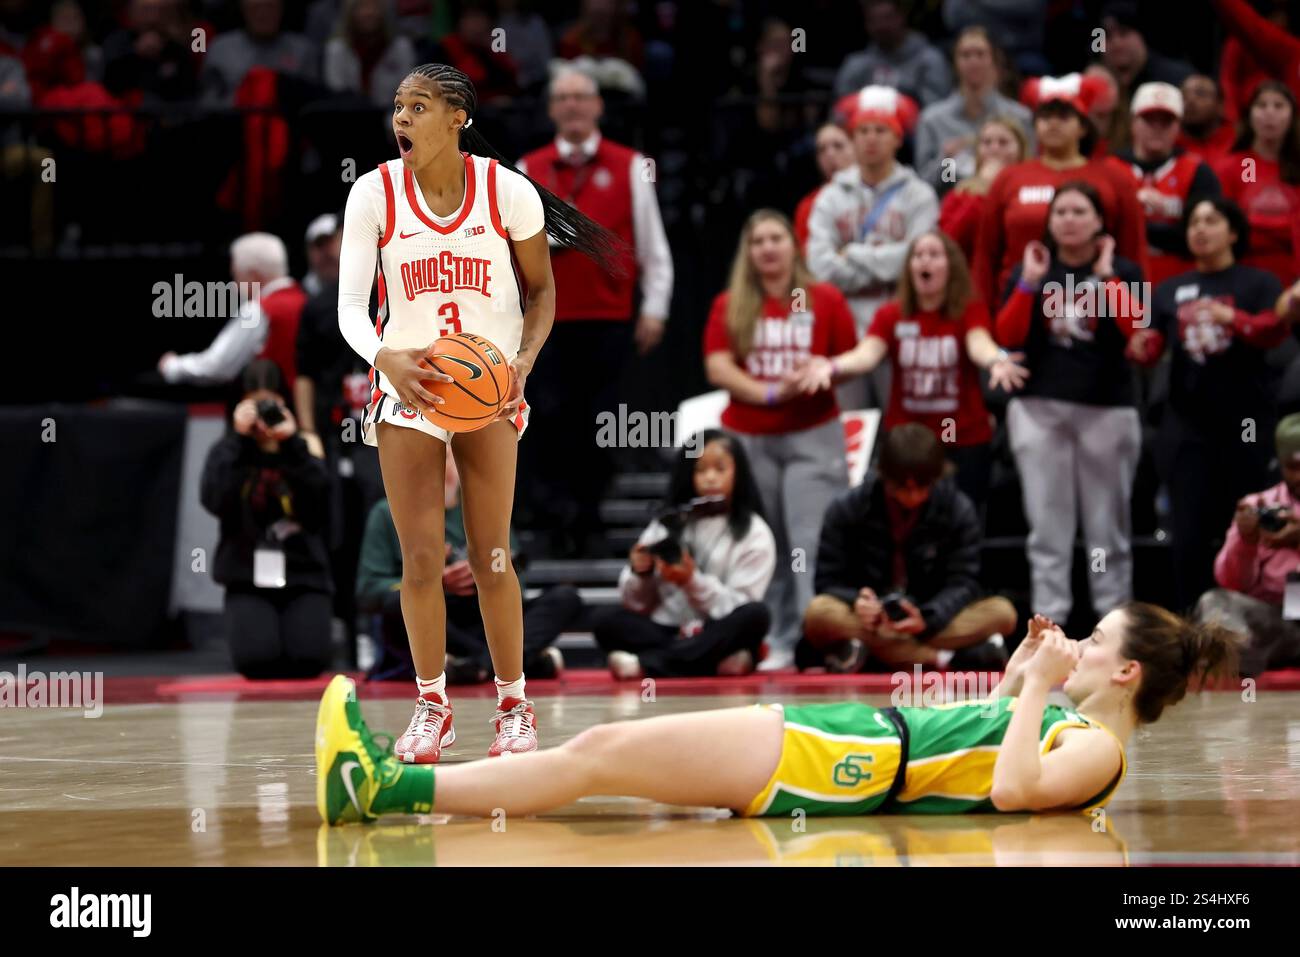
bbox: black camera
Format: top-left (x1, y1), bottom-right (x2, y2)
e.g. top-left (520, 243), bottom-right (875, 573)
top-left (643, 495), bottom-right (729, 565)
top-left (255, 398), bottom-right (286, 429)
top-left (1257, 504), bottom-right (1292, 533)
top-left (879, 592), bottom-right (912, 622)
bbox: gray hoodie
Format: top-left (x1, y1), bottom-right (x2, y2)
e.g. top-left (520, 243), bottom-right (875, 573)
top-left (618, 514), bottom-right (776, 631)
top-left (806, 162), bottom-right (939, 333)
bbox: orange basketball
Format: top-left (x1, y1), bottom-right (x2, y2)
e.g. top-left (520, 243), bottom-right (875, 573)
top-left (419, 333), bottom-right (512, 432)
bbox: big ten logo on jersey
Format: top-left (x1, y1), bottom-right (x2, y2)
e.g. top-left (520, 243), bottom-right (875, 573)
top-left (744, 311), bottom-right (814, 378)
top-left (400, 251), bottom-right (493, 302)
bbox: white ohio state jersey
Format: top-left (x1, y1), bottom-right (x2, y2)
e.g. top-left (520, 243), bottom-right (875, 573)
top-left (337, 151), bottom-right (545, 404)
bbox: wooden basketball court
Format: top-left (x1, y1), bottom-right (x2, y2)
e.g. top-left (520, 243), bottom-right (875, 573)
top-left (2, 685), bottom-right (1297, 866)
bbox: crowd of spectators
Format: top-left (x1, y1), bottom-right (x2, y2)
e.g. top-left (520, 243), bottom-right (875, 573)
top-left (7, 0), bottom-right (1300, 679)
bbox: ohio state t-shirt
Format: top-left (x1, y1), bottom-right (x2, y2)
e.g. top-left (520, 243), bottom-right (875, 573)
top-left (703, 282), bottom-right (858, 435)
top-left (867, 299), bottom-right (994, 446)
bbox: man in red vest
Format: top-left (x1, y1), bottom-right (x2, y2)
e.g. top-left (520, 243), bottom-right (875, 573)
top-left (1104, 83), bottom-right (1221, 287)
top-left (158, 232), bottom-right (307, 401)
top-left (517, 66), bottom-right (674, 557)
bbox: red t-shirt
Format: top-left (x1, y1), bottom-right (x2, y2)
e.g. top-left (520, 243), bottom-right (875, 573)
top-left (867, 299), bottom-right (994, 447)
top-left (1215, 150), bottom-right (1300, 286)
top-left (703, 282), bottom-right (858, 435)
top-left (973, 158), bottom-right (1149, 307)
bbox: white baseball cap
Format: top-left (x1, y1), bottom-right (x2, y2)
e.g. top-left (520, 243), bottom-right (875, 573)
top-left (1132, 82), bottom-right (1183, 119)
top-left (305, 212), bottom-right (339, 245)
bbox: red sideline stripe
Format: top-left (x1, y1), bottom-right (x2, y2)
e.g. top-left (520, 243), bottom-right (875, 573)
top-left (186, 403), bottom-right (228, 418)
top-left (95, 667), bottom-right (1300, 705)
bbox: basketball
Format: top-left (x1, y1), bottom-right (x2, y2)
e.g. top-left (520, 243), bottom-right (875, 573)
top-left (418, 332), bottom-right (512, 432)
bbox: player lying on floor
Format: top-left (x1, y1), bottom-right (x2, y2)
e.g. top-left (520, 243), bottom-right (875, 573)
top-left (315, 602), bottom-right (1237, 822)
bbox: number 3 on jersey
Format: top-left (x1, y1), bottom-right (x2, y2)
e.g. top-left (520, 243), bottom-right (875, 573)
top-left (437, 302), bottom-right (462, 336)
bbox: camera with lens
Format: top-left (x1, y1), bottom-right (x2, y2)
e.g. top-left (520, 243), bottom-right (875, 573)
top-left (642, 495), bottom-right (729, 565)
top-left (1256, 504), bottom-right (1292, 534)
top-left (255, 398), bottom-right (286, 429)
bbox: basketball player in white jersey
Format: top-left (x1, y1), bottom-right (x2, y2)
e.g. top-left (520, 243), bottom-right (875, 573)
top-left (338, 64), bottom-right (623, 762)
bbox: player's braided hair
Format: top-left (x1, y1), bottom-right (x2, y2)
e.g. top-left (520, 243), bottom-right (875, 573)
top-left (405, 63), bottom-right (628, 274)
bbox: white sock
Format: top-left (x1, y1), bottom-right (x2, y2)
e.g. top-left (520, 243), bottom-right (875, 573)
top-left (416, 673), bottom-right (446, 700)
top-left (495, 675), bottom-right (525, 704)
top-left (934, 650), bottom-right (955, 668)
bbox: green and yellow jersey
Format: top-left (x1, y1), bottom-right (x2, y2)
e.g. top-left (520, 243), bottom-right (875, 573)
top-left (740, 698), bottom-right (1126, 818)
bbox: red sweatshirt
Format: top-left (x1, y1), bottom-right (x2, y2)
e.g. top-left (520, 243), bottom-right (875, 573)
top-left (938, 188), bottom-right (986, 266)
top-left (1215, 150), bottom-right (1300, 286)
top-left (972, 159), bottom-right (1148, 307)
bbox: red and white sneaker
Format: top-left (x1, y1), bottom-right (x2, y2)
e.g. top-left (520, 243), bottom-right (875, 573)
top-left (394, 692), bottom-right (455, 764)
top-left (488, 696), bottom-right (538, 756)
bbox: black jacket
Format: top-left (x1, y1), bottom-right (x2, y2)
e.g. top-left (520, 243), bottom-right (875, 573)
top-left (813, 473), bottom-right (982, 639)
top-left (199, 432), bottom-right (333, 593)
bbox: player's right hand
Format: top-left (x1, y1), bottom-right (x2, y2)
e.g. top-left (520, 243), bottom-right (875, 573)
top-left (629, 544), bottom-right (654, 575)
top-left (374, 345), bottom-right (451, 414)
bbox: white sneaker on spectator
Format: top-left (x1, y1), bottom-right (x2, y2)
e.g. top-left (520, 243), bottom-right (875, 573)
top-left (608, 651), bottom-right (643, 681)
top-left (716, 649), bottom-right (754, 676)
top-left (757, 646), bottom-right (796, 672)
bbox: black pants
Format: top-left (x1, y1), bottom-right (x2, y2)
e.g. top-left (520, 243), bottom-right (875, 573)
top-left (1158, 408), bottom-right (1276, 613)
top-left (590, 602), bottom-right (772, 677)
top-left (946, 441), bottom-right (992, 509)
top-left (378, 584), bottom-right (582, 680)
top-left (225, 586), bottom-right (333, 679)
top-left (516, 320), bottom-right (632, 536)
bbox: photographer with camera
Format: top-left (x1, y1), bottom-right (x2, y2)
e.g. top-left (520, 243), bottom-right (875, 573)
top-left (1194, 413), bottom-right (1300, 676)
top-left (590, 431), bottom-right (776, 679)
top-left (800, 423), bottom-right (1017, 673)
top-left (199, 359), bottom-right (333, 679)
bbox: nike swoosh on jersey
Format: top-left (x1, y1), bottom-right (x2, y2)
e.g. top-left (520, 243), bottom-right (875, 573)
top-left (398, 230), bottom-right (427, 239)
top-left (341, 760), bottom-right (365, 815)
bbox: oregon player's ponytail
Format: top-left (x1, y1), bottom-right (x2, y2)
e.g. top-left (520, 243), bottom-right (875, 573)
top-left (1118, 602), bottom-right (1241, 724)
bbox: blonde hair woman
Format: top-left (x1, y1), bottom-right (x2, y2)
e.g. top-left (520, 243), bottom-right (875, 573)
top-left (702, 209), bottom-right (859, 670)
top-left (939, 116), bottom-right (1029, 263)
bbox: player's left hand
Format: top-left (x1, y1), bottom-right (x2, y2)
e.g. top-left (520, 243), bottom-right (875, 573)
top-left (496, 360), bottom-right (527, 423)
top-left (1024, 628), bottom-right (1079, 687)
top-left (634, 314), bottom-right (665, 355)
top-left (656, 549), bottom-right (695, 586)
